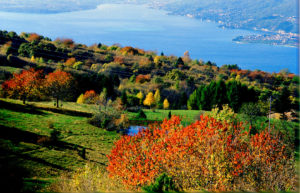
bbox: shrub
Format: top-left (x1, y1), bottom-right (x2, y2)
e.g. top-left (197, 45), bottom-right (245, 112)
top-left (143, 173), bottom-right (178, 193)
top-left (88, 107), bottom-right (129, 131)
top-left (50, 129), bottom-right (61, 142)
top-left (50, 164), bottom-right (125, 192)
top-left (107, 116), bottom-right (296, 192)
top-left (136, 109), bottom-right (147, 119)
top-left (136, 74), bottom-right (151, 84)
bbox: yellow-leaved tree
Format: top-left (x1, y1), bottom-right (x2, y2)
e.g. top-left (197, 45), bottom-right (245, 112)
top-left (136, 91), bottom-right (144, 105)
top-left (76, 94), bottom-right (85, 104)
top-left (163, 98), bottom-right (169, 109)
top-left (143, 92), bottom-right (155, 109)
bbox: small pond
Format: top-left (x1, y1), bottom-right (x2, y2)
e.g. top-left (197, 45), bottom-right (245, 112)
top-left (125, 125), bottom-right (147, 136)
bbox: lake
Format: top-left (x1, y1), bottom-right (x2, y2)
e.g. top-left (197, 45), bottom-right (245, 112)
top-left (0, 4), bottom-right (298, 74)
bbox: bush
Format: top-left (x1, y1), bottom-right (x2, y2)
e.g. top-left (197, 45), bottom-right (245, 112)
top-left (136, 109), bottom-right (147, 119)
top-left (88, 107), bottom-right (129, 131)
top-left (143, 173), bottom-right (179, 193)
top-left (50, 164), bottom-right (125, 192)
top-left (107, 116), bottom-right (296, 191)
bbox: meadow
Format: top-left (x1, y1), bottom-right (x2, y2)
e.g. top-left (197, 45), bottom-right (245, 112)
top-left (0, 98), bottom-right (298, 192)
top-left (0, 98), bottom-right (119, 192)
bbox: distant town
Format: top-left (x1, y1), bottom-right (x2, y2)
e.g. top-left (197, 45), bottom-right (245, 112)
top-left (233, 33), bottom-right (299, 47)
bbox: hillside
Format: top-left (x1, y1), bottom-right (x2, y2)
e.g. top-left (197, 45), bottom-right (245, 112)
top-left (0, 30), bottom-right (299, 111)
top-left (0, 30), bottom-right (299, 192)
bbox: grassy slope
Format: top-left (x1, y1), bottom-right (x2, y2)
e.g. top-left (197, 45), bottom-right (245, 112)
top-left (0, 98), bottom-right (119, 192)
top-left (0, 98), bottom-right (298, 191)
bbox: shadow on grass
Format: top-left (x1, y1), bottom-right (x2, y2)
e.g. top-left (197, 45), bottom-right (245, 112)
top-left (0, 125), bottom-right (89, 152)
top-left (35, 106), bottom-right (93, 118)
top-left (0, 99), bottom-right (93, 118)
top-left (0, 99), bottom-right (46, 115)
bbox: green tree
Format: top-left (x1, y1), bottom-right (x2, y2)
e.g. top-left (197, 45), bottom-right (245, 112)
top-left (187, 90), bottom-right (198, 110)
top-left (178, 92), bottom-right (187, 109)
top-left (239, 102), bottom-right (262, 128)
top-left (273, 86), bottom-right (292, 119)
top-left (215, 80), bottom-right (227, 108)
top-left (121, 90), bottom-right (127, 107)
top-left (154, 89), bottom-right (161, 107)
top-left (175, 57), bottom-right (184, 67)
top-left (226, 80), bottom-right (241, 112)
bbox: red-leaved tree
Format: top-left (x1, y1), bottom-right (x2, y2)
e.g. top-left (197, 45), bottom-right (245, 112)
top-left (2, 68), bottom-right (44, 104)
top-left (107, 116), bottom-right (296, 192)
top-left (45, 70), bottom-right (73, 108)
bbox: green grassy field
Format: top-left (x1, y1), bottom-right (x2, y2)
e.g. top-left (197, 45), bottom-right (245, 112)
top-left (0, 98), bottom-right (298, 192)
top-left (0, 98), bottom-right (119, 192)
top-left (128, 109), bottom-right (204, 126)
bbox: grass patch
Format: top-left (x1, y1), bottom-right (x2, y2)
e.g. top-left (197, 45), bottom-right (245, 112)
top-left (0, 98), bottom-right (120, 192)
top-left (128, 109), bottom-right (204, 126)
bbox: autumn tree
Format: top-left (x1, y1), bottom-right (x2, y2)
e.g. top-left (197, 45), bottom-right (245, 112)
top-left (143, 92), bottom-right (155, 109)
top-left (45, 70), bottom-right (73, 108)
top-left (136, 91), bottom-right (144, 105)
top-left (27, 33), bottom-right (41, 42)
top-left (65, 57), bottom-right (76, 67)
top-left (2, 68), bottom-right (44, 104)
top-left (182, 50), bottom-right (191, 64)
top-left (163, 98), bottom-right (170, 109)
top-left (107, 116), bottom-right (296, 191)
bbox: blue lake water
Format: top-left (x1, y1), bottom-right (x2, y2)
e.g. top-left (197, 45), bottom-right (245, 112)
top-left (0, 4), bottom-right (298, 74)
top-left (126, 126), bottom-right (147, 136)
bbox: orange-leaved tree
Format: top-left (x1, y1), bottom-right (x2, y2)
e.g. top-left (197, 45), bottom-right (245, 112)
top-left (45, 70), bottom-right (73, 108)
top-left (2, 68), bottom-right (44, 104)
top-left (107, 116), bottom-right (296, 192)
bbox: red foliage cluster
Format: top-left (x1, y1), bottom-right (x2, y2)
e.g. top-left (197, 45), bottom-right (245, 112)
top-left (55, 38), bottom-right (75, 48)
top-left (27, 33), bottom-right (41, 42)
top-left (135, 74), bottom-right (151, 84)
top-left (2, 68), bottom-right (74, 107)
top-left (83, 90), bottom-right (97, 104)
top-left (65, 57), bottom-right (76, 66)
top-left (2, 68), bottom-right (44, 103)
top-left (114, 56), bottom-right (125, 64)
top-left (107, 116), bottom-right (295, 191)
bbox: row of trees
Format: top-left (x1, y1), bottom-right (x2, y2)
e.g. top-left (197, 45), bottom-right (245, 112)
top-left (187, 80), bottom-right (257, 112)
top-left (2, 68), bottom-right (73, 107)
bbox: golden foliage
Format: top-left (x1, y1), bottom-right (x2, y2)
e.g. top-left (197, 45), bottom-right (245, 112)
top-left (143, 92), bottom-right (155, 107)
top-left (163, 98), bottom-right (170, 109)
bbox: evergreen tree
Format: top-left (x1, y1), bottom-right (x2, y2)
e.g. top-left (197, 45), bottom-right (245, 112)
top-left (154, 89), bottom-right (161, 107)
top-left (178, 92), bottom-right (188, 109)
top-left (215, 80), bottom-right (227, 108)
top-left (187, 90), bottom-right (198, 110)
top-left (121, 90), bottom-right (128, 107)
top-left (175, 57), bottom-right (184, 67)
top-left (273, 86), bottom-right (292, 119)
top-left (226, 80), bottom-right (241, 112)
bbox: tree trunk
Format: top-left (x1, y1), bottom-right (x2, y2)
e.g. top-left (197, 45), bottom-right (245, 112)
top-left (56, 97), bottom-right (59, 108)
top-left (23, 98), bottom-right (26, 105)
